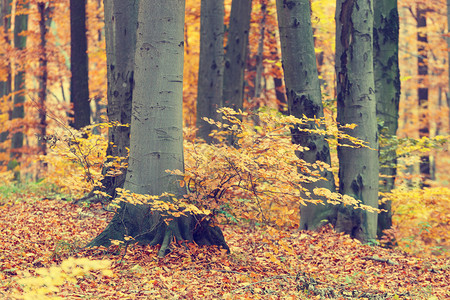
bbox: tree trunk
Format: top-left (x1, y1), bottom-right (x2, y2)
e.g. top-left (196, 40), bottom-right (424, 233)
top-left (448, 0), bottom-right (450, 132)
top-left (373, 0), bottom-right (400, 239)
top-left (254, 0), bottom-right (267, 99)
top-left (77, 0), bottom-right (137, 203)
top-left (70, 0), bottom-right (90, 130)
top-left (10, 0), bottom-right (28, 163)
top-left (417, 6), bottom-right (430, 186)
top-left (196, 0), bottom-right (224, 143)
top-left (335, 0), bottom-right (378, 242)
top-left (0, 0), bottom-right (12, 168)
top-left (276, 0), bottom-right (336, 231)
top-left (223, 0), bottom-right (252, 129)
top-left (88, 0), bottom-right (229, 257)
top-left (99, 0), bottom-right (137, 199)
top-left (37, 2), bottom-right (51, 176)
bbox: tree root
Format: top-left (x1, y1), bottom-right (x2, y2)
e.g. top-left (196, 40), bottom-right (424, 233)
top-left (86, 203), bottom-right (229, 257)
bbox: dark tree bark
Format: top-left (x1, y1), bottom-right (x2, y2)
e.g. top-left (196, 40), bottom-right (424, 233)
top-left (416, 6), bottom-right (430, 186)
top-left (447, 0), bottom-right (450, 132)
top-left (76, 0), bottom-right (137, 204)
top-left (70, 0), bottom-right (90, 130)
top-left (0, 0), bottom-right (12, 168)
top-left (253, 0), bottom-right (267, 99)
top-left (223, 0), bottom-right (252, 111)
top-left (373, 0), bottom-right (400, 239)
top-left (223, 0), bottom-right (252, 142)
top-left (335, 0), bottom-right (378, 242)
top-left (37, 3), bottom-right (51, 159)
top-left (88, 0), bottom-right (229, 257)
top-left (10, 0), bottom-right (28, 163)
top-left (276, 0), bottom-right (336, 231)
top-left (196, 0), bottom-right (224, 143)
top-left (98, 0), bottom-right (137, 199)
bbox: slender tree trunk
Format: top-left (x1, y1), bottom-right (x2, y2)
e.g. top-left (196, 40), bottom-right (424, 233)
top-left (335, 0), bottom-right (378, 242)
top-left (223, 0), bottom-right (252, 112)
top-left (0, 0), bottom-right (12, 168)
top-left (88, 0), bottom-right (229, 257)
top-left (276, 0), bottom-right (336, 231)
top-left (416, 6), bottom-right (430, 186)
top-left (254, 0), bottom-right (267, 99)
top-left (37, 2), bottom-right (50, 168)
top-left (10, 0), bottom-right (29, 164)
top-left (373, 0), bottom-right (400, 239)
top-left (448, 0), bottom-right (450, 131)
top-left (196, 0), bottom-right (224, 143)
top-left (70, 0), bottom-right (90, 130)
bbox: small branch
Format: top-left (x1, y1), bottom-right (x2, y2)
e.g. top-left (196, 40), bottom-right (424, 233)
top-left (362, 256), bottom-right (399, 265)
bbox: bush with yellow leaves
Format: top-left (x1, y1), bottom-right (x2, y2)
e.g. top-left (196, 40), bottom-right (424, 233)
top-left (15, 257), bottom-right (113, 299)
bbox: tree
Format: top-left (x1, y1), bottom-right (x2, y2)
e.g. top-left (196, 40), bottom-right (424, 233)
top-left (0, 0), bottom-right (12, 166)
top-left (448, 0), bottom-right (450, 131)
top-left (10, 0), bottom-right (29, 162)
top-left (98, 0), bottom-right (137, 199)
top-left (335, 0), bottom-right (378, 242)
top-left (373, 0), bottom-right (400, 239)
top-left (70, 0), bottom-right (90, 130)
top-left (276, 0), bottom-right (336, 230)
top-left (222, 0), bottom-right (252, 119)
top-left (416, 5), bottom-right (430, 185)
top-left (37, 2), bottom-right (52, 162)
top-left (196, 0), bottom-right (224, 143)
top-left (88, 0), bottom-right (229, 257)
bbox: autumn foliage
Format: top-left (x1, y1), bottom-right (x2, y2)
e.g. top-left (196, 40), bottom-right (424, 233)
top-left (0, 0), bottom-right (449, 298)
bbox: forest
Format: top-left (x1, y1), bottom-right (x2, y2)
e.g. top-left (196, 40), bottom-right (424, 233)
top-left (0, 0), bottom-right (448, 299)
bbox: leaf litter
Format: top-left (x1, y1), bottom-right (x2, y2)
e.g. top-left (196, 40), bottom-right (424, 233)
top-left (0, 198), bottom-right (448, 299)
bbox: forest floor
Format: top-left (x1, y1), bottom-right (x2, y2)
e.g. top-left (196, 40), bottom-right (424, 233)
top-left (0, 194), bottom-right (448, 299)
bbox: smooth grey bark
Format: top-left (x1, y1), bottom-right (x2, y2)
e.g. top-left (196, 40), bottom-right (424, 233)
top-left (276, 0), bottom-right (336, 231)
top-left (88, 0), bottom-right (229, 257)
top-left (223, 0), bottom-right (252, 113)
top-left (196, 0), bottom-right (224, 143)
top-left (70, 0), bottom-right (90, 130)
top-left (10, 0), bottom-right (28, 161)
top-left (335, 0), bottom-right (378, 242)
top-left (416, 7), bottom-right (430, 186)
top-left (0, 0), bottom-right (12, 166)
top-left (373, 0), bottom-right (400, 239)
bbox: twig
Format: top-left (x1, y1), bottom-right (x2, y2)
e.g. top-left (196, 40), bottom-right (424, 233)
top-left (362, 256), bottom-right (399, 265)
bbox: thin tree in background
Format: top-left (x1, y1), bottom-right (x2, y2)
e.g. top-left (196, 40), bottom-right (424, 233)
top-left (448, 0), bottom-right (450, 131)
top-left (223, 0), bottom-right (252, 121)
top-left (0, 0), bottom-right (12, 167)
top-left (373, 0), bottom-right (400, 239)
top-left (10, 0), bottom-right (29, 165)
top-left (37, 2), bottom-right (51, 166)
top-left (88, 0), bottom-right (229, 257)
top-left (416, 5), bottom-right (430, 186)
top-left (196, 0), bottom-right (224, 143)
top-left (253, 0), bottom-right (267, 99)
top-left (70, 0), bottom-right (90, 130)
top-left (335, 0), bottom-right (378, 242)
top-left (276, 0), bottom-right (336, 231)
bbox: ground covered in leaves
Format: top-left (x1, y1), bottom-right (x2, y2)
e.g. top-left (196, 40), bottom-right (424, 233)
top-left (0, 197), bottom-right (448, 299)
